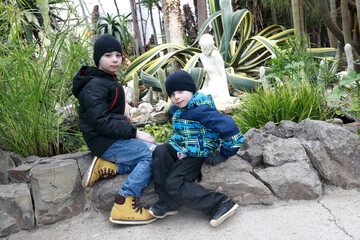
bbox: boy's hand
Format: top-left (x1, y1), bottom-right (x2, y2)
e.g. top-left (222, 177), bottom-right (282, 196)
top-left (204, 151), bottom-right (228, 166)
top-left (136, 130), bottom-right (156, 144)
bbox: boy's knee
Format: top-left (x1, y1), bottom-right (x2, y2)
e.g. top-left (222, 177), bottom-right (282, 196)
top-left (152, 144), bottom-right (167, 156)
top-left (164, 177), bottom-right (182, 198)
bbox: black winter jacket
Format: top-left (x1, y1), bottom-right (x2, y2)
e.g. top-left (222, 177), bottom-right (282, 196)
top-left (72, 66), bottom-right (136, 156)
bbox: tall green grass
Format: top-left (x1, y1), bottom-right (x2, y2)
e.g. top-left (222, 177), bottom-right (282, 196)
top-left (233, 81), bottom-right (333, 133)
top-left (0, 7), bottom-right (91, 157)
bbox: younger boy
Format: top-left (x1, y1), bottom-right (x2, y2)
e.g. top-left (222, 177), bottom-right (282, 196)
top-left (149, 70), bottom-right (244, 227)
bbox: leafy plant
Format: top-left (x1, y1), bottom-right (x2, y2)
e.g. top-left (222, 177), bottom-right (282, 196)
top-left (265, 36), bottom-right (337, 87)
top-left (327, 70), bottom-right (360, 137)
top-left (233, 81), bottom-right (334, 134)
top-left (141, 122), bottom-right (173, 144)
top-left (0, 5), bottom-right (90, 157)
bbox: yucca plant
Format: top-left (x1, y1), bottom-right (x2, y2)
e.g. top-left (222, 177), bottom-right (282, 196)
top-left (124, 0), bottom-right (295, 95)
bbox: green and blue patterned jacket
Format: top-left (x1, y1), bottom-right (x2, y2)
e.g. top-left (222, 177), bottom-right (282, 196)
top-left (168, 92), bottom-right (244, 158)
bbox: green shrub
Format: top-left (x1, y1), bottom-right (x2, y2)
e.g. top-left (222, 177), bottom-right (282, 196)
top-left (233, 81), bottom-right (334, 134)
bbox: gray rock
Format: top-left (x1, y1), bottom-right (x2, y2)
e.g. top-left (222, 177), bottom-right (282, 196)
top-left (302, 140), bottom-right (359, 188)
top-left (254, 161), bottom-right (322, 201)
top-left (48, 151), bottom-right (92, 178)
top-left (0, 183), bottom-right (34, 231)
top-left (30, 159), bottom-right (85, 226)
top-left (278, 120), bottom-right (298, 138)
top-left (237, 122), bottom-right (286, 166)
top-left (0, 211), bottom-right (20, 238)
top-left (8, 163), bottom-right (36, 183)
top-left (201, 157), bottom-right (273, 205)
top-left (0, 150), bottom-right (15, 184)
top-left (237, 128), bottom-right (269, 166)
top-left (89, 174), bottom-right (158, 212)
top-left (263, 138), bottom-right (308, 166)
top-left (294, 119), bottom-right (360, 188)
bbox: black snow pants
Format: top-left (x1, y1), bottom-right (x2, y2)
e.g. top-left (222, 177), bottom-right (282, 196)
top-left (151, 143), bottom-right (229, 216)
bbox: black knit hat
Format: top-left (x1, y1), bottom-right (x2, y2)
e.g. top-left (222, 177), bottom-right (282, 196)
top-left (93, 34), bottom-right (123, 67)
top-left (165, 70), bottom-right (197, 96)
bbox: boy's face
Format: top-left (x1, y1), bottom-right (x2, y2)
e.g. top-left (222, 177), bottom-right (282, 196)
top-left (170, 90), bottom-right (194, 108)
top-left (98, 51), bottom-right (122, 74)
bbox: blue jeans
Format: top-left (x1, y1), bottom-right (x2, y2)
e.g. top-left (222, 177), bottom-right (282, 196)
top-left (101, 138), bottom-right (156, 198)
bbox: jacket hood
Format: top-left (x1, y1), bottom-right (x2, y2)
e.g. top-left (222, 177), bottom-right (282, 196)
top-left (72, 66), bottom-right (114, 98)
top-left (187, 92), bottom-right (216, 109)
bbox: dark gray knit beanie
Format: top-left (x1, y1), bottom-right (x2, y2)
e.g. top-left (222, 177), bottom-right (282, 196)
top-left (165, 70), bottom-right (197, 96)
top-left (93, 34), bottom-right (123, 67)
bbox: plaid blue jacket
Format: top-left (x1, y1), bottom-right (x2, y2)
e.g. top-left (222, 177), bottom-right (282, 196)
top-left (168, 92), bottom-right (244, 158)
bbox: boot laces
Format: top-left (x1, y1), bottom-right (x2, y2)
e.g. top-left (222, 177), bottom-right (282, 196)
top-left (98, 168), bottom-right (116, 179)
top-left (132, 197), bottom-right (143, 214)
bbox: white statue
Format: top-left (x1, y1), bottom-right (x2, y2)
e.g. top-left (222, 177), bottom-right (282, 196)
top-left (199, 34), bottom-right (231, 100)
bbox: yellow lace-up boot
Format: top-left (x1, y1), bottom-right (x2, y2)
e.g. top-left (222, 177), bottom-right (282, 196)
top-left (82, 156), bottom-right (117, 188)
top-left (109, 195), bottom-right (157, 225)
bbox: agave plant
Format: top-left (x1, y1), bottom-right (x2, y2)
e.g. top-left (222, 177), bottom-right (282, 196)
top-left (96, 13), bottom-right (133, 55)
top-left (125, 0), bottom-right (296, 95)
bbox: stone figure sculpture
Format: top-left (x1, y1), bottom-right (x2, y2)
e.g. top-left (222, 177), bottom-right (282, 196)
top-left (199, 34), bottom-right (231, 100)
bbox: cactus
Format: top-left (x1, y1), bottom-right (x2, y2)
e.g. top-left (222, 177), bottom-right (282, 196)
top-left (345, 43), bottom-right (355, 73)
top-left (133, 73), bottom-right (139, 107)
top-left (259, 66), bottom-right (268, 89)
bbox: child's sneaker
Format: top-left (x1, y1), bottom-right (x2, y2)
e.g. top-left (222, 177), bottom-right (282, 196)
top-left (82, 156), bottom-right (117, 188)
top-left (210, 199), bottom-right (239, 227)
top-left (109, 196), bottom-right (157, 225)
top-left (149, 201), bottom-right (178, 218)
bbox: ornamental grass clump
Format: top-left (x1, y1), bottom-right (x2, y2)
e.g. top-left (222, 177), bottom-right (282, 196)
top-left (233, 81), bottom-right (334, 134)
top-left (0, 6), bottom-right (91, 157)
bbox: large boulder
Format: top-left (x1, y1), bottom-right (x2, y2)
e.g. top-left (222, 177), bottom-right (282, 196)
top-left (294, 119), bottom-right (360, 188)
top-left (30, 159), bottom-right (85, 226)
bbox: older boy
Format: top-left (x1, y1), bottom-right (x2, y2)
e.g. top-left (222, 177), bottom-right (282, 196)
top-left (149, 70), bottom-right (244, 227)
top-left (72, 34), bottom-right (156, 225)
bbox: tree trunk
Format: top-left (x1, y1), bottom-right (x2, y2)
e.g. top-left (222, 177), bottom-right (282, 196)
top-left (138, 0), bottom-right (147, 47)
top-left (114, 0), bottom-right (120, 15)
top-left (328, 0), bottom-right (338, 47)
top-left (130, 0), bottom-right (145, 56)
top-left (160, 0), bottom-right (185, 71)
top-left (291, 0), bottom-right (301, 38)
top-left (270, 5), bottom-right (278, 24)
top-left (91, 5), bottom-right (99, 43)
top-left (183, 4), bottom-right (197, 45)
top-left (356, 0), bottom-right (360, 33)
top-left (299, 0), bottom-right (306, 38)
top-left (195, 0), bottom-right (208, 33)
top-left (160, 0), bottom-right (170, 43)
top-left (317, 0), bottom-right (345, 45)
top-left (341, 0), bottom-right (352, 45)
top-left (149, 7), bottom-right (158, 46)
